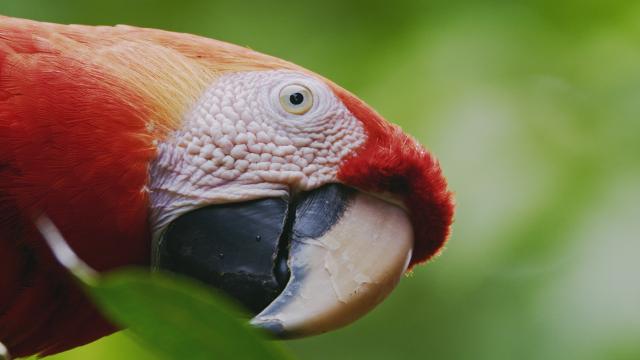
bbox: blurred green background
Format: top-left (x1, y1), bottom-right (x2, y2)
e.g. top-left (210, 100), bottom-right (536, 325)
top-left (2, 0), bottom-right (639, 359)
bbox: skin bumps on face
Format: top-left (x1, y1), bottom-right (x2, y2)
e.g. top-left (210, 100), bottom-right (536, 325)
top-left (149, 70), bottom-right (366, 236)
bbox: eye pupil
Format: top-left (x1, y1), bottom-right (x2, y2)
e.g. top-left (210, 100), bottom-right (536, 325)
top-left (279, 84), bottom-right (313, 115)
top-left (289, 92), bottom-right (304, 105)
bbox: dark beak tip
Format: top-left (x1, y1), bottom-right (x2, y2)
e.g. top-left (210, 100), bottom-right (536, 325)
top-left (252, 319), bottom-right (286, 337)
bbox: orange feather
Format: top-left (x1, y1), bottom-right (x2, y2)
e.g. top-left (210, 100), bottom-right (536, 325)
top-left (0, 15), bottom-right (299, 356)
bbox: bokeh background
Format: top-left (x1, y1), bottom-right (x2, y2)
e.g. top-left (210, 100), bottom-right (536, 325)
top-left (2, 1), bottom-right (639, 359)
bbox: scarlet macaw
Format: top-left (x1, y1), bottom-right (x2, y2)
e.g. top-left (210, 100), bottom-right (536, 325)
top-left (0, 16), bottom-right (454, 358)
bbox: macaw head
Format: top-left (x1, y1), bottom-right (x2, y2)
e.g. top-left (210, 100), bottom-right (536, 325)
top-left (139, 36), bottom-right (455, 336)
top-left (0, 17), bottom-right (454, 351)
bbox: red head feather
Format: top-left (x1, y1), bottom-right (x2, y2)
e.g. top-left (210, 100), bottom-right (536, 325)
top-left (0, 16), bottom-right (307, 356)
top-left (333, 88), bottom-right (454, 267)
top-left (0, 16), bottom-right (454, 357)
top-left (0, 20), bottom-right (155, 356)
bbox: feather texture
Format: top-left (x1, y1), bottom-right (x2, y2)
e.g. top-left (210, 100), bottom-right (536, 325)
top-left (0, 16), bottom-right (296, 357)
top-left (0, 16), bottom-right (454, 357)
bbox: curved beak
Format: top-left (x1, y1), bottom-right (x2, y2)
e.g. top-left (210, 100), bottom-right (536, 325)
top-left (156, 184), bottom-right (413, 337)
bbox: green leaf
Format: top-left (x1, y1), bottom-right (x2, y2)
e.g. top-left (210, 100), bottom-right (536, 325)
top-left (84, 269), bottom-right (291, 360)
top-left (35, 217), bottom-right (290, 360)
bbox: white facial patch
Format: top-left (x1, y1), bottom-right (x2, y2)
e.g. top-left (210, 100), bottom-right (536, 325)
top-left (149, 70), bottom-right (366, 239)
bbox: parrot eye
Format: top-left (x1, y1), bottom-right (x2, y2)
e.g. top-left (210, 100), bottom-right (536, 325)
top-left (279, 84), bottom-right (313, 115)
